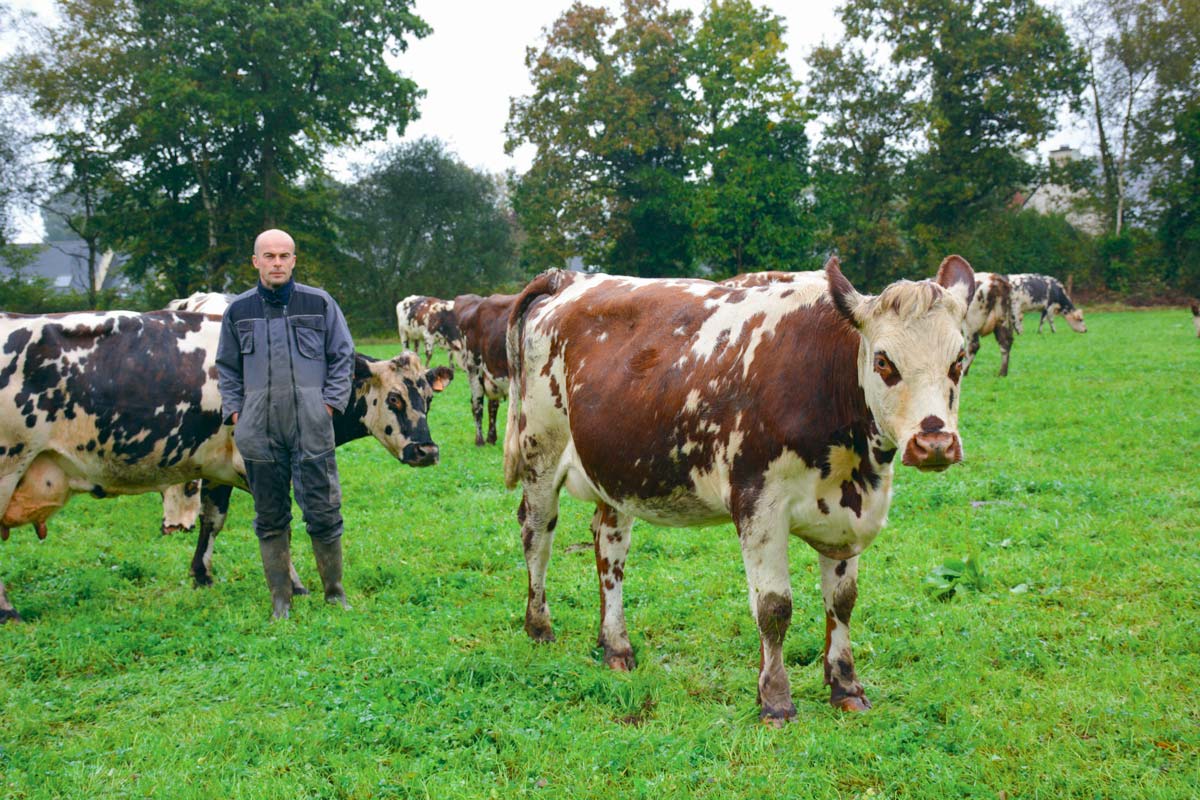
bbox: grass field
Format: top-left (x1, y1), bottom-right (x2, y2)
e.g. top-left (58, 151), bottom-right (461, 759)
top-left (1, 309), bottom-right (1197, 799)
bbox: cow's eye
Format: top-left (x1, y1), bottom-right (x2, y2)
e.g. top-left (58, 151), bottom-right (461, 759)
top-left (948, 350), bottom-right (966, 383)
top-left (873, 352), bottom-right (901, 386)
top-left (386, 391), bottom-right (405, 409)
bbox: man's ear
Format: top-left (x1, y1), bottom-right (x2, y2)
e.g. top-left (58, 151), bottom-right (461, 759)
top-left (935, 255), bottom-right (976, 312)
top-left (826, 255), bottom-right (866, 329)
top-left (427, 366), bottom-right (454, 392)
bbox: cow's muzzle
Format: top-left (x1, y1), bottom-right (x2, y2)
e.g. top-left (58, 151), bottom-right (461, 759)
top-left (401, 442), bottom-right (440, 467)
top-left (902, 431), bottom-right (962, 472)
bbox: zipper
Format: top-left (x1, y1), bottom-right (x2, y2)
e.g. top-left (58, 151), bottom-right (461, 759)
top-left (283, 295), bottom-right (305, 452)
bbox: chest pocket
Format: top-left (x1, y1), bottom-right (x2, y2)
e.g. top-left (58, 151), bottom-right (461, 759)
top-left (290, 315), bottom-right (325, 359)
top-left (235, 319), bottom-right (257, 354)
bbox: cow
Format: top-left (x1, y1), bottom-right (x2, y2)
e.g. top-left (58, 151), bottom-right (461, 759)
top-left (160, 292), bottom-right (235, 534)
top-left (962, 271), bottom-right (1019, 377)
top-left (502, 255), bottom-right (975, 722)
top-left (166, 291), bottom-right (234, 315)
top-left (396, 295), bottom-right (466, 366)
top-left (1191, 303), bottom-right (1199, 337)
top-left (454, 292), bottom-right (519, 446)
top-left (0, 310), bottom-right (452, 621)
top-left (1008, 273), bottom-right (1086, 334)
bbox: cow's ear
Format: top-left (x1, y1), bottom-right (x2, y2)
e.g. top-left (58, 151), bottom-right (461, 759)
top-left (354, 353), bottom-right (377, 380)
top-left (826, 255), bottom-right (866, 329)
top-left (936, 255), bottom-right (975, 312)
top-left (426, 366), bottom-right (454, 392)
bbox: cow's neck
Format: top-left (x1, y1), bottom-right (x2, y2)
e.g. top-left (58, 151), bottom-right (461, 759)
top-left (332, 386), bottom-right (371, 446)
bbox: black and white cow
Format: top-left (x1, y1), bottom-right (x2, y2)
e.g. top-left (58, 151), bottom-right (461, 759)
top-left (1008, 273), bottom-right (1086, 334)
top-left (503, 256), bottom-right (975, 721)
top-left (0, 310), bottom-right (452, 620)
top-left (396, 295), bottom-right (465, 367)
top-left (963, 271), bottom-right (1019, 377)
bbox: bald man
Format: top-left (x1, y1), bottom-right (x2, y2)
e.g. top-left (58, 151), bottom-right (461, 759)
top-left (216, 229), bottom-right (355, 619)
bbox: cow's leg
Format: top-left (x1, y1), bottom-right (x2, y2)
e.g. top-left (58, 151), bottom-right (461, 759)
top-left (423, 333), bottom-right (435, 366)
top-left (820, 554), bottom-right (871, 711)
top-left (191, 482), bottom-right (232, 587)
top-left (1047, 308), bottom-right (1057, 333)
top-left (469, 368), bottom-right (487, 446)
top-left (1037, 309), bottom-right (1048, 333)
top-left (962, 332), bottom-right (981, 377)
top-left (486, 398), bottom-right (500, 445)
top-left (520, 477), bottom-right (562, 643)
top-left (592, 502), bottom-right (636, 670)
top-left (995, 324), bottom-right (1014, 377)
top-left (736, 515), bottom-right (795, 724)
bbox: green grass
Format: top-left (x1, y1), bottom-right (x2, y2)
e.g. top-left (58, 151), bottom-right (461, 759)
top-left (1, 310), bottom-right (1197, 799)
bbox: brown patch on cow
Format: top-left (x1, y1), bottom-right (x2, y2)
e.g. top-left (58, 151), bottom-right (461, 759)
top-left (756, 591), bottom-right (792, 647)
top-left (823, 611), bottom-right (836, 682)
top-left (835, 559), bottom-right (847, 577)
top-left (629, 347), bottom-right (659, 373)
top-left (920, 415), bottom-right (945, 433)
top-left (840, 480), bottom-right (863, 516)
top-left (833, 581), bottom-right (857, 625)
top-left (817, 498), bottom-right (830, 515)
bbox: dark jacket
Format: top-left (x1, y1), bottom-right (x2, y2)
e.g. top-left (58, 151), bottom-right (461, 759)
top-left (216, 281), bottom-right (354, 461)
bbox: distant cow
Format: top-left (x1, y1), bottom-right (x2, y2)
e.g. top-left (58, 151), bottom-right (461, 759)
top-left (0, 310), bottom-right (452, 621)
top-left (963, 271), bottom-right (1018, 377)
top-left (503, 256), bottom-right (974, 722)
top-left (454, 292), bottom-right (519, 446)
top-left (1191, 303), bottom-right (1199, 337)
top-left (396, 295), bottom-right (465, 366)
top-left (1008, 274), bottom-right (1086, 334)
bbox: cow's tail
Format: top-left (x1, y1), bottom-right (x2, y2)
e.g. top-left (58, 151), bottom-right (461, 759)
top-left (503, 269), bottom-right (570, 490)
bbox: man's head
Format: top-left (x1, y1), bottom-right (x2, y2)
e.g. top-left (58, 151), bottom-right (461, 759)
top-left (252, 229), bottom-right (296, 289)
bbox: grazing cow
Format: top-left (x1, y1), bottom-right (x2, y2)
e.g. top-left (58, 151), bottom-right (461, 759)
top-left (963, 271), bottom-right (1018, 377)
top-left (1192, 303), bottom-right (1199, 337)
top-left (503, 256), bottom-right (974, 722)
top-left (454, 292), bottom-right (519, 446)
top-left (1008, 273), bottom-right (1086, 334)
top-left (160, 292), bottom-right (234, 534)
top-left (0, 310), bottom-right (452, 621)
top-left (396, 295), bottom-right (466, 366)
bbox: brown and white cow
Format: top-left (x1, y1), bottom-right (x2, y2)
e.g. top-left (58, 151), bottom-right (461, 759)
top-left (962, 270), bottom-right (1019, 377)
top-left (0, 310), bottom-right (452, 620)
top-left (454, 292), bottom-right (519, 446)
top-left (502, 257), bottom-right (974, 722)
top-left (396, 295), bottom-right (466, 366)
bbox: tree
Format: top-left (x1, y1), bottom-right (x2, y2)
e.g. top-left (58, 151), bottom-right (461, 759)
top-left (334, 139), bottom-right (519, 333)
top-left (806, 43), bottom-right (918, 289)
top-left (689, 0), bottom-right (811, 276)
top-left (841, 0), bottom-right (1085, 254)
top-left (507, 0), bottom-right (695, 277)
top-left (5, 0), bottom-right (429, 294)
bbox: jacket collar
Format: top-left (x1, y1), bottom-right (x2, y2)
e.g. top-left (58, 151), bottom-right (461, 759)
top-left (257, 278), bottom-right (295, 307)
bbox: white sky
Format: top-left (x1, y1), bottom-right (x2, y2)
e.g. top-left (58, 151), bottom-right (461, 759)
top-left (5, 0), bottom-right (1088, 241)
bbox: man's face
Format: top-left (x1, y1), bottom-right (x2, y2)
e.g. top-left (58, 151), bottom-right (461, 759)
top-left (253, 233), bottom-right (296, 289)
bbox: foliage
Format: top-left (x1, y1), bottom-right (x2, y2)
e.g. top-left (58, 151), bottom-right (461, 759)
top-left (332, 139), bottom-right (520, 334)
top-left (507, 0), bottom-right (810, 278)
top-left (945, 208), bottom-right (1097, 284)
top-left (4, 0), bottom-right (429, 295)
top-left (0, 312), bottom-right (1197, 798)
top-left (839, 0), bottom-right (1085, 257)
top-left (924, 556), bottom-right (988, 601)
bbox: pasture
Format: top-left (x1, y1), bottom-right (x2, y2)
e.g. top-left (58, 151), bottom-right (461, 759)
top-left (0, 308), bottom-right (1196, 799)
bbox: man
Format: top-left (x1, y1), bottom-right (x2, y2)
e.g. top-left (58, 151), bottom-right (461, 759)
top-left (216, 229), bottom-right (355, 619)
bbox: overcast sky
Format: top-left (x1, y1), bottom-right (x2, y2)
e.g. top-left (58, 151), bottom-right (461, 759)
top-left (6, 0), bottom-right (1086, 240)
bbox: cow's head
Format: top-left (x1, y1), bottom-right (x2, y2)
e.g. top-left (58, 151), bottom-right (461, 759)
top-left (828, 255), bottom-right (974, 472)
top-left (433, 308), bottom-right (467, 356)
top-left (1064, 308), bottom-right (1087, 333)
top-left (352, 353), bottom-right (454, 467)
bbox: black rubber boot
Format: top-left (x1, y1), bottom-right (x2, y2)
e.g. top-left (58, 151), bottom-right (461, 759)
top-left (311, 537), bottom-right (349, 608)
top-left (258, 532), bottom-right (294, 620)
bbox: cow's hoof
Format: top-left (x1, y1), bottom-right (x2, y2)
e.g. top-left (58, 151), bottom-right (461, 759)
top-left (0, 608), bottom-right (21, 623)
top-left (831, 692), bottom-right (872, 712)
top-left (292, 583), bottom-right (310, 596)
top-left (760, 702), bottom-right (797, 727)
top-left (192, 572), bottom-right (214, 588)
top-left (474, 439), bottom-right (486, 447)
top-left (524, 620), bottom-right (556, 643)
top-left (603, 648), bottom-right (636, 671)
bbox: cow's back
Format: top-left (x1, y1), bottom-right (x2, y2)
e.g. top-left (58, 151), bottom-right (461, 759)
top-left (513, 274), bottom-right (865, 524)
